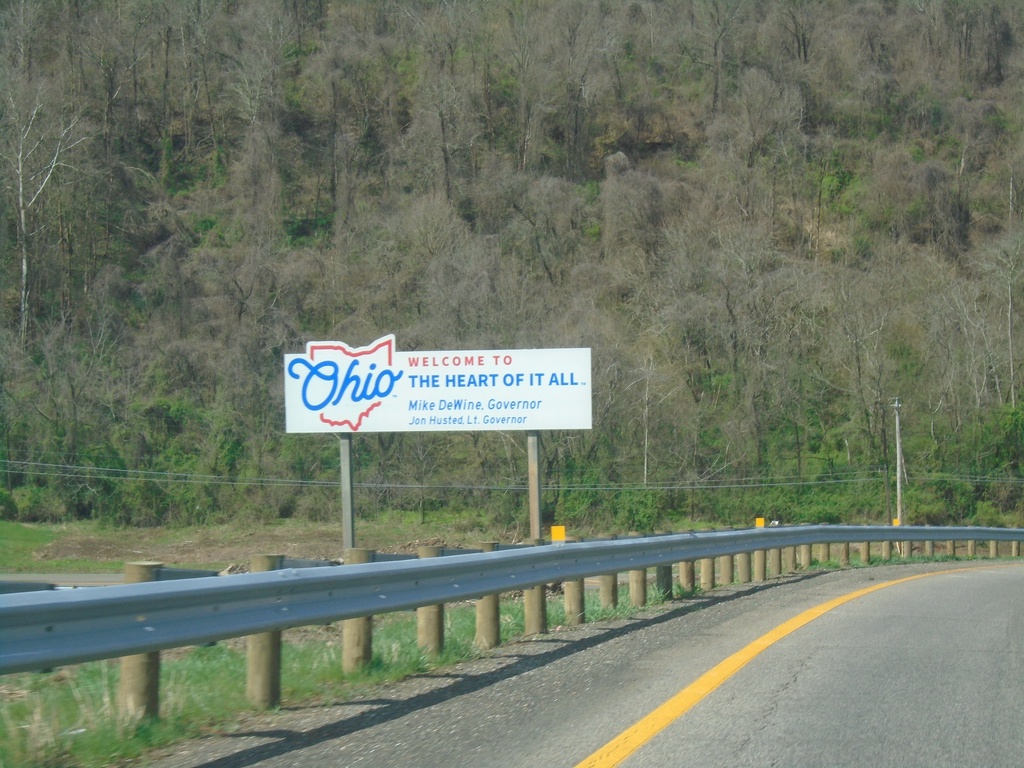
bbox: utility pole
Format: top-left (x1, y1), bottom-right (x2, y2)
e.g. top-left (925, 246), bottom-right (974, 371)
top-left (1008, 277), bottom-right (1016, 408)
top-left (878, 401), bottom-right (892, 522)
top-left (892, 398), bottom-right (903, 528)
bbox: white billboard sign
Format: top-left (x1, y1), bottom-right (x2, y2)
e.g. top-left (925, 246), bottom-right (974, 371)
top-left (284, 335), bottom-right (592, 433)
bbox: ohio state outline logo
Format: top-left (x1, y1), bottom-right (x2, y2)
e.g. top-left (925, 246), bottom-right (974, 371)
top-left (286, 335), bottom-right (403, 431)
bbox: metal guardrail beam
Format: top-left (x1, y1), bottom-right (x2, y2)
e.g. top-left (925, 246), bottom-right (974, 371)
top-left (154, 567), bottom-right (220, 581)
top-left (0, 581), bottom-right (56, 594)
top-left (1, 525), bottom-right (1022, 675)
top-left (280, 558), bottom-right (337, 569)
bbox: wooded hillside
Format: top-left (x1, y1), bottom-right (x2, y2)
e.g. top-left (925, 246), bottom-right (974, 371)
top-left (3, 0), bottom-right (1024, 531)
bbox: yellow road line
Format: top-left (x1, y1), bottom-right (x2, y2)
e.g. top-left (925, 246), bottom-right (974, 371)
top-left (574, 565), bottom-right (1013, 768)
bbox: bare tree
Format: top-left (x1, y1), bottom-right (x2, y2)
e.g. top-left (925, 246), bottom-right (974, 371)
top-left (602, 158), bottom-right (666, 265)
top-left (682, 0), bottom-right (749, 117)
top-left (543, 0), bottom-right (609, 180)
top-left (501, 5), bottom-right (552, 172)
top-left (978, 230), bottom-right (1024, 408)
top-left (0, 75), bottom-right (88, 343)
top-left (723, 67), bottom-right (804, 169)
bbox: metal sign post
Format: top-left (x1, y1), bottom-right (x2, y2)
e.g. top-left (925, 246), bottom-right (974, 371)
top-left (339, 435), bottom-right (355, 550)
top-left (528, 431), bottom-right (542, 540)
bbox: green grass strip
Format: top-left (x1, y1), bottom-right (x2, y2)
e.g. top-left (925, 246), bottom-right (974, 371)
top-left (0, 587), bottom-right (665, 768)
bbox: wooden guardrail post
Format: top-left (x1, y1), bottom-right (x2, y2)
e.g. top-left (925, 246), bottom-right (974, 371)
top-left (783, 546), bottom-right (796, 573)
top-left (1013, 540), bottom-right (1021, 558)
top-left (924, 540), bottom-right (934, 558)
top-left (736, 551), bottom-right (751, 583)
top-left (839, 542), bottom-right (850, 567)
top-left (989, 539), bottom-right (998, 559)
top-left (718, 553), bottom-right (734, 585)
top-left (417, 546), bottom-right (444, 657)
top-left (342, 548), bottom-right (375, 673)
top-left (563, 577), bottom-right (585, 624)
top-left (247, 554), bottom-right (283, 709)
top-left (597, 535), bottom-right (618, 609)
top-left (475, 542), bottom-right (501, 649)
top-left (901, 539), bottom-right (912, 559)
top-left (629, 566), bottom-right (647, 607)
top-left (563, 537), bottom-right (585, 625)
top-left (859, 541), bottom-right (870, 565)
top-left (654, 532), bottom-right (673, 597)
top-left (753, 549), bottom-right (766, 582)
top-left (798, 543), bottom-right (812, 569)
top-left (524, 538), bottom-right (547, 635)
top-left (768, 548), bottom-right (782, 578)
top-left (654, 563), bottom-right (673, 597)
top-left (817, 542), bottom-right (830, 565)
top-left (699, 557), bottom-right (715, 591)
top-left (678, 559), bottom-right (695, 593)
top-left (598, 569), bottom-right (619, 608)
top-left (628, 533), bottom-right (647, 607)
top-left (881, 540), bottom-right (892, 560)
top-left (946, 539), bottom-right (956, 557)
top-left (118, 561), bottom-right (162, 720)
top-left (678, 530), bottom-right (695, 593)
top-left (718, 526), bottom-right (734, 585)
top-left (967, 539), bottom-right (977, 558)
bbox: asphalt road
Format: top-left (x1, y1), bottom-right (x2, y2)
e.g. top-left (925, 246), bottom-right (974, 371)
top-left (611, 564), bottom-right (1024, 768)
top-left (145, 561), bottom-right (1024, 768)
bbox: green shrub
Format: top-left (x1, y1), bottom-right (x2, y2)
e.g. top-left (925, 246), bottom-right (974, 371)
top-left (614, 488), bottom-right (666, 532)
top-left (11, 485), bottom-right (69, 523)
top-left (972, 500), bottom-right (1007, 528)
top-left (0, 488), bottom-right (17, 520)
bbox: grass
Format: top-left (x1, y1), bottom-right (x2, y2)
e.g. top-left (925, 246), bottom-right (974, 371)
top-left (0, 521), bottom-right (139, 575)
top-left (0, 522), bottom-right (57, 571)
top-left (0, 587), bottom-right (666, 768)
top-left (1, 645), bottom-right (252, 768)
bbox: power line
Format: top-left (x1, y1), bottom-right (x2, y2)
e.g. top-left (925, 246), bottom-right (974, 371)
top-left (3, 459), bottom-right (1022, 494)
top-left (0, 458), bottom-right (887, 493)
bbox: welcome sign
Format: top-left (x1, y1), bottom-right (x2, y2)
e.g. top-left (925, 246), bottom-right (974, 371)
top-left (284, 335), bottom-right (592, 433)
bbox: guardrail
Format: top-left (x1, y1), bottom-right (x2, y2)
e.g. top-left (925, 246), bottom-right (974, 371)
top-left (2, 525), bottom-right (1023, 716)
top-left (0, 581), bottom-right (56, 594)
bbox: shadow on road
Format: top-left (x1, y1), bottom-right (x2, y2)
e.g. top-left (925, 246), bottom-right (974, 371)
top-left (171, 571), bottom-right (832, 768)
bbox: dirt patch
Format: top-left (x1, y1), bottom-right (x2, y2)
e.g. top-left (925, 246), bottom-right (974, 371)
top-left (36, 534), bottom-right (132, 562)
top-left (31, 522), bottom-right (501, 572)
top-left (37, 527), bottom-right (341, 570)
